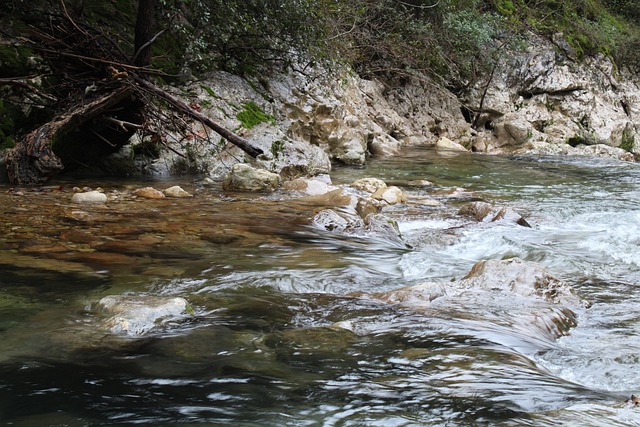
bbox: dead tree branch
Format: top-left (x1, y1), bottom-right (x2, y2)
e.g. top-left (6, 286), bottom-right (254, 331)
top-left (132, 75), bottom-right (264, 158)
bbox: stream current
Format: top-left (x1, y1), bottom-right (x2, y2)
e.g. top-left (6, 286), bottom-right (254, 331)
top-left (1, 146), bottom-right (639, 426)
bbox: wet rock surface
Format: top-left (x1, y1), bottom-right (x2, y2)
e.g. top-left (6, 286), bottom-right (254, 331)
top-left (97, 294), bottom-right (192, 336)
top-left (370, 258), bottom-right (589, 342)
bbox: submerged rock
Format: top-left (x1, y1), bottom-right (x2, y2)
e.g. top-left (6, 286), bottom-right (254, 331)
top-left (97, 295), bottom-right (192, 336)
top-left (282, 177), bottom-right (335, 195)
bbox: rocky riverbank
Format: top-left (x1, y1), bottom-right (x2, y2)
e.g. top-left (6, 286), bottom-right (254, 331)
top-left (91, 31), bottom-right (638, 183)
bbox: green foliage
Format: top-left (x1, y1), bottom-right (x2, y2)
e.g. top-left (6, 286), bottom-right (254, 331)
top-left (236, 102), bottom-right (275, 129)
top-left (157, 0), bottom-right (324, 74)
top-left (270, 140), bottom-right (285, 160)
top-left (620, 127), bottom-right (635, 152)
top-left (484, 0), bottom-right (640, 65)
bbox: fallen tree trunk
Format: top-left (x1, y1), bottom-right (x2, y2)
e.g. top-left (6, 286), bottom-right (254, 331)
top-left (132, 76), bottom-right (264, 158)
top-left (4, 87), bottom-right (133, 184)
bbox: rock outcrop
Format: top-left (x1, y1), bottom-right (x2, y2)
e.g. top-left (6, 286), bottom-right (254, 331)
top-left (95, 32), bottom-right (638, 181)
top-left (464, 33), bottom-right (640, 159)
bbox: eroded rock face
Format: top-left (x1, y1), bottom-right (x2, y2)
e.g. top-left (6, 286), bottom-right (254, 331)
top-left (465, 34), bottom-right (640, 158)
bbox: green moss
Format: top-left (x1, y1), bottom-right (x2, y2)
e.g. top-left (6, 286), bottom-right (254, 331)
top-left (201, 86), bottom-right (221, 99)
top-left (236, 102), bottom-right (275, 129)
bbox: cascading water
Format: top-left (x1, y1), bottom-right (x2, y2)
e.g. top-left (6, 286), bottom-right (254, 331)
top-left (0, 146), bottom-right (639, 426)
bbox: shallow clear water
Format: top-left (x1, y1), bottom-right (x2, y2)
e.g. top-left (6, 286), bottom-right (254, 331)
top-left (1, 147), bottom-right (640, 426)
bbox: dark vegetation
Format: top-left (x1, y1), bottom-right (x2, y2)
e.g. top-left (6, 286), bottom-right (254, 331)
top-left (1, 0), bottom-right (639, 182)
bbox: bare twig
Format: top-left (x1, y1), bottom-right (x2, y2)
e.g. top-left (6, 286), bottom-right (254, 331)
top-left (59, 0), bottom-right (87, 36)
top-left (131, 29), bottom-right (166, 65)
top-left (0, 78), bottom-right (58, 102)
top-left (90, 128), bottom-right (117, 147)
top-left (100, 116), bottom-right (144, 132)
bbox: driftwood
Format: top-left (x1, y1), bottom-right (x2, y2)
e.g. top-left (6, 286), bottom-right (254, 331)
top-left (133, 76), bottom-right (264, 158)
top-left (4, 88), bottom-right (133, 184)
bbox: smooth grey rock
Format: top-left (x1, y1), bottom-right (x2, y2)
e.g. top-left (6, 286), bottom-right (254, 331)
top-left (71, 191), bottom-right (107, 204)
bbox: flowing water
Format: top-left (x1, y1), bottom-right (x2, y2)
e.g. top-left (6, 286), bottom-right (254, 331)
top-left (1, 146), bottom-right (640, 426)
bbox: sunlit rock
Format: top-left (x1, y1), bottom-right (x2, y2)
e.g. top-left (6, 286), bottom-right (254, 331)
top-left (71, 190), bottom-right (107, 204)
top-left (435, 136), bottom-right (468, 152)
top-left (163, 185), bottom-right (193, 198)
top-left (222, 163), bottom-right (280, 192)
top-left (352, 177), bottom-right (387, 193)
top-left (97, 295), bottom-right (192, 336)
top-left (372, 185), bottom-right (407, 204)
top-left (282, 177), bottom-right (335, 195)
top-left (133, 186), bottom-right (165, 199)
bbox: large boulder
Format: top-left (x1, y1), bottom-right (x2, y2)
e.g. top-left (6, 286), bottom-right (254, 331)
top-left (461, 258), bottom-right (588, 307)
top-left (222, 163), bottom-right (280, 192)
top-left (371, 258), bottom-right (589, 342)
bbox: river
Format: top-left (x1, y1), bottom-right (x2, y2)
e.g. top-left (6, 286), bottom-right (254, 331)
top-left (0, 146), bottom-right (639, 426)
